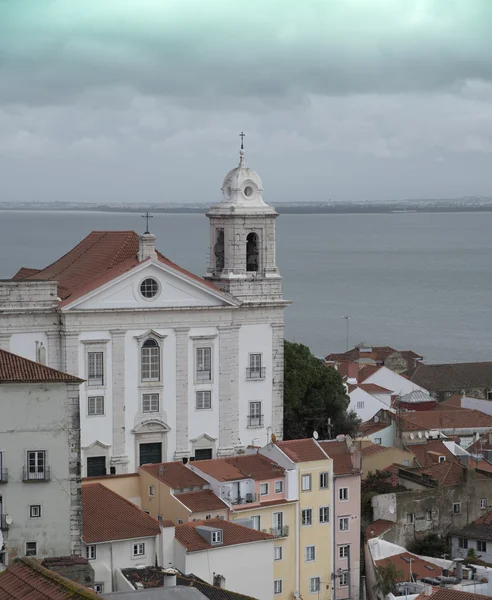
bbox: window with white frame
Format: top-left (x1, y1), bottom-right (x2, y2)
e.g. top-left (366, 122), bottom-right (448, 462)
top-left (94, 583), bottom-right (104, 593)
top-left (196, 347), bottom-right (212, 381)
top-left (478, 540), bottom-right (487, 553)
top-left (149, 485), bottom-right (155, 497)
top-left (339, 545), bottom-right (350, 558)
top-left (251, 516), bottom-right (261, 530)
top-left (319, 472), bottom-right (329, 489)
top-left (274, 546), bottom-right (283, 561)
top-left (273, 512), bottom-right (283, 532)
top-left (143, 393), bottom-right (159, 413)
top-left (212, 530), bottom-right (222, 544)
top-left (357, 401), bottom-right (364, 409)
top-left (274, 580), bottom-right (283, 594)
top-left (196, 391), bottom-right (212, 410)
top-left (88, 352), bottom-right (104, 386)
top-left (29, 505), bottom-right (41, 518)
top-left (141, 339), bottom-right (160, 381)
top-left (374, 437), bottom-right (382, 444)
top-left (453, 503), bottom-right (461, 514)
top-left (305, 545), bottom-right (316, 561)
top-left (438, 455), bottom-right (446, 463)
top-left (339, 517), bottom-right (349, 531)
top-left (205, 514), bottom-right (212, 520)
top-left (248, 353), bottom-right (264, 379)
top-left (482, 498), bottom-right (488, 509)
top-left (339, 571), bottom-right (349, 587)
top-left (88, 396), bottom-right (104, 416)
top-left (27, 451), bottom-right (46, 480)
top-left (25, 542), bottom-right (37, 556)
top-left (339, 487), bottom-right (349, 501)
top-left (85, 545), bottom-right (96, 560)
top-left (301, 474), bottom-right (312, 491)
top-left (458, 537), bottom-right (468, 549)
top-left (406, 513), bottom-right (415, 524)
top-left (310, 577), bottom-right (321, 593)
top-left (132, 543), bottom-right (145, 557)
top-left (260, 482), bottom-right (269, 496)
top-left (248, 401), bottom-right (262, 427)
top-left (319, 506), bottom-right (329, 523)
top-left (274, 480), bottom-right (283, 493)
top-left (403, 459), bottom-right (410, 466)
top-left (301, 509), bottom-right (312, 526)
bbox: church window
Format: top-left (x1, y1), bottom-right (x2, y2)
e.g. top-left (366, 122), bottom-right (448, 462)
top-left (246, 232), bottom-right (259, 272)
top-left (214, 229), bottom-right (224, 272)
top-left (247, 354), bottom-right (265, 379)
top-left (88, 352), bottom-right (104, 386)
top-left (141, 339), bottom-right (160, 381)
top-left (248, 401), bottom-right (263, 427)
top-left (140, 278), bottom-right (159, 299)
top-left (88, 396), bottom-right (104, 416)
top-left (143, 393), bottom-right (159, 412)
top-left (244, 186), bottom-right (253, 197)
top-left (196, 347), bottom-right (212, 381)
top-left (196, 391), bottom-right (212, 410)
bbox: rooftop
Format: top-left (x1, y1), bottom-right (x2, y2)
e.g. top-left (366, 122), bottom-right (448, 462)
top-left (397, 390), bottom-right (435, 404)
top-left (360, 442), bottom-right (389, 458)
top-left (0, 349), bottom-right (83, 384)
top-left (414, 588), bottom-right (492, 600)
top-left (408, 362), bottom-right (492, 392)
top-left (175, 518), bottom-right (275, 552)
top-left (191, 453), bottom-right (284, 482)
top-left (82, 483), bottom-right (160, 543)
top-left (406, 440), bottom-right (459, 468)
top-left (375, 552), bottom-right (446, 582)
top-left (326, 345), bottom-right (422, 365)
top-left (319, 439), bottom-right (355, 475)
top-left (0, 557), bottom-right (99, 599)
top-left (415, 461), bottom-right (489, 486)
top-left (140, 462), bottom-right (208, 489)
top-left (175, 489), bottom-right (229, 513)
top-left (276, 438), bottom-right (328, 463)
top-left (365, 519), bottom-right (394, 540)
top-left (358, 420), bottom-right (391, 436)
top-left (451, 509), bottom-right (492, 541)
top-left (398, 409), bottom-right (492, 432)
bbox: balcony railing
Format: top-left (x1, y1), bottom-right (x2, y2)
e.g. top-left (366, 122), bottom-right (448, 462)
top-left (0, 515), bottom-right (10, 532)
top-left (246, 367), bottom-right (266, 380)
top-left (0, 469), bottom-right (7, 483)
top-left (268, 526), bottom-right (289, 538)
top-left (23, 467), bottom-right (51, 482)
top-left (230, 493), bottom-right (259, 506)
top-left (247, 415), bottom-right (264, 428)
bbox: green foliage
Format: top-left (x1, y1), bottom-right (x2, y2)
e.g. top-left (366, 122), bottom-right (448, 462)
top-left (467, 548), bottom-right (477, 559)
top-left (374, 562), bottom-right (404, 597)
top-left (408, 534), bottom-right (450, 559)
top-left (283, 340), bottom-right (360, 440)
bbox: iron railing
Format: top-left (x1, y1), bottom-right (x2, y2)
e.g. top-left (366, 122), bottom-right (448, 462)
top-left (269, 526), bottom-right (289, 538)
top-left (230, 493), bottom-right (259, 505)
top-left (22, 467), bottom-right (51, 482)
top-left (247, 415), bottom-right (264, 428)
top-left (246, 367), bottom-right (266, 380)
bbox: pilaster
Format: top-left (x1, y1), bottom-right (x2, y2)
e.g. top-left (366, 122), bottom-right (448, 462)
top-left (217, 324), bottom-right (240, 456)
top-left (110, 330), bottom-right (129, 472)
top-left (271, 322), bottom-right (284, 440)
top-left (63, 332), bottom-right (80, 378)
top-left (67, 383), bottom-right (83, 556)
top-left (46, 331), bottom-right (62, 371)
top-left (174, 327), bottom-right (190, 460)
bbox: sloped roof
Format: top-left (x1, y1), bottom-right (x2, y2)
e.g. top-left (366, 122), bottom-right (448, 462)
top-left (398, 390), bottom-right (435, 404)
top-left (192, 454), bottom-right (285, 482)
top-left (406, 440), bottom-right (458, 468)
top-left (375, 552), bottom-right (445, 582)
top-left (175, 490), bottom-right (228, 513)
top-left (416, 461), bottom-right (489, 486)
top-left (0, 349), bottom-right (83, 384)
top-left (358, 383), bottom-right (392, 395)
top-left (0, 557), bottom-right (99, 599)
top-left (398, 409), bottom-right (492, 431)
top-left (319, 439), bottom-right (355, 475)
top-left (13, 230), bottom-right (222, 305)
top-left (468, 432), bottom-right (492, 454)
top-left (175, 518), bottom-right (275, 552)
top-left (82, 483), bottom-right (160, 543)
top-left (360, 442), bottom-right (389, 458)
top-left (409, 363), bottom-right (492, 391)
top-left (415, 588), bottom-right (491, 600)
top-left (276, 438), bottom-right (328, 463)
top-left (451, 510), bottom-right (492, 541)
top-left (140, 462), bottom-right (208, 489)
top-left (365, 519), bottom-right (394, 540)
top-left (358, 420), bottom-right (391, 436)
top-left (358, 365), bottom-right (383, 382)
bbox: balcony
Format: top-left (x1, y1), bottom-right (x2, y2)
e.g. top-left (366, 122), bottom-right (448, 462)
top-left (268, 526), bottom-right (289, 538)
top-left (247, 415), bottom-right (264, 428)
top-left (0, 515), bottom-right (10, 532)
top-left (230, 493), bottom-right (259, 506)
top-left (246, 367), bottom-right (266, 381)
top-left (22, 467), bottom-right (51, 482)
top-left (0, 469), bottom-right (7, 483)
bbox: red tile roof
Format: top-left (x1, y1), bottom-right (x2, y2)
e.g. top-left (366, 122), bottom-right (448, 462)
top-left (358, 365), bottom-right (383, 383)
top-left (468, 432), bottom-right (492, 454)
top-left (175, 489), bottom-right (228, 513)
top-left (15, 230), bottom-right (223, 306)
top-left (358, 420), bottom-right (390, 436)
top-left (192, 454), bottom-right (285, 482)
top-left (409, 363), bottom-right (492, 392)
top-left (0, 557), bottom-right (99, 599)
top-left (358, 383), bottom-right (392, 395)
top-left (415, 589), bottom-right (491, 600)
top-left (319, 440), bottom-right (356, 475)
top-left (360, 442), bottom-right (388, 458)
top-left (365, 519), bottom-right (394, 539)
top-left (276, 439), bottom-right (328, 463)
top-left (140, 462), bottom-right (208, 489)
top-left (406, 440), bottom-right (459, 468)
top-left (416, 461), bottom-right (488, 486)
top-left (398, 409), bottom-right (492, 431)
top-left (232, 498), bottom-right (297, 511)
top-left (375, 552), bottom-right (446, 582)
top-left (175, 518), bottom-right (275, 552)
top-left (0, 349), bottom-right (83, 384)
top-left (82, 483), bottom-right (160, 543)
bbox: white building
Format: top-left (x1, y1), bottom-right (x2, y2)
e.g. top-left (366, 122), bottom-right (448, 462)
top-left (0, 348), bottom-right (83, 564)
top-left (348, 383), bottom-right (393, 422)
top-left (0, 147), bottom-right (288, 476)
top-left (358, 365), bottom-right (427, 398)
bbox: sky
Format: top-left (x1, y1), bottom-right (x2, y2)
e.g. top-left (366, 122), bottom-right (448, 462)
top-left (1, 0), bottom-right (492, 204)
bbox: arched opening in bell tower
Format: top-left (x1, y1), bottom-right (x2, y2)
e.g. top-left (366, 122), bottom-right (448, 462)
top-left (214, 229), bottom-right (224, 273)
top-left (246, 232), bottom-right (259, 272)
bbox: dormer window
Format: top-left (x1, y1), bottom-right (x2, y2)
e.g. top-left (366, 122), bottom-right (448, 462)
top-left (212, 530), bottom-right (223, 544)
top-left (438, 456), bottom-right (446, 463)
top-left (141, 339), bottom-right (160, 382)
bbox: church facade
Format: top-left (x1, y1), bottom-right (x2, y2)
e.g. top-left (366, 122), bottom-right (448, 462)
top-left (0, 149), bottom-right (288, 476)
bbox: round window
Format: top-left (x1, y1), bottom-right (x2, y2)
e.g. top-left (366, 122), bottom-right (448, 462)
top-left (140, 278), bottom-right (159, 299)
top-left (226, 186), bottom-right (232, 198)
top-left (244, 186), bottom-right (253, 197)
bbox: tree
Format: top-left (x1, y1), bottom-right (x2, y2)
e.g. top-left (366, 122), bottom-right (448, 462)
top-left (374, 562), bottom-right (404, 598)
top-left (408, 534), bottom-right (450, 559)
top-left (283, 340), bottom-right (360, 440)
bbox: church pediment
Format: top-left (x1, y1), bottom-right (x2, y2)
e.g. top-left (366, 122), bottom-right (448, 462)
top-left (83, 440), bottom-right (111, 450)
top-left (132, 418), bottom-right (170, 435)
top-left (62, 260), bottom-right (239, 311)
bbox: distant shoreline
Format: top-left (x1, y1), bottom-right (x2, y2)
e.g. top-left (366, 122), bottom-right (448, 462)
top-left (1, 205), bottom-right (492, 215)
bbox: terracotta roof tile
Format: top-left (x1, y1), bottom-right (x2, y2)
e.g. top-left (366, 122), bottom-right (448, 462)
top-left (319, 440), bottom-right (355, 475)
top-left (398, 409), bottom-right (492, 431)
top-left (357, 365), bottom-right (383, 382)
top-left (415, 588), bottom-right (491, 600)
top-left (358, 383), bottom-right (392, 395)
top-left (0, 349), bottom-right (83, 384)
top-left (405, 440), bottom-right (458, 468)
top-left (11, 267), bottom-right (41, 280)
top-left (140, 462), bottom-right (208, 489)
top-left (375, 553), bottom-right (446, 582)
top-left (468, 432), bottom-right (492, 454)
top-left (0, 557), bottom-right (99, 599)
top-left (416, 461), bottom-right (489, 486)
top-left (409, 362), bottom-right (492, 392)
top-left (365, 519), bottom-right (394, 539)
top-left (174, 489), bottom-right (228, 513)
top-left (358, 421), bottom-right (390, 436)
top-left (175, 518), bottom-right (275, 552)
top-left (82, 483), bottom-right (160, 543)
top-left (451, 509), bottom-right (492, 541)
top-left (360, 442), bottom-right (388, 457)
top-left (191, 454), bottom-right (285, 482)
top-left (276, 439), bottom-right (328, 463)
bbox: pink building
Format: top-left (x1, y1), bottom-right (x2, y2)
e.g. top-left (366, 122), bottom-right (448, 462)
top-left (320, 436), bottom-right (362, 600)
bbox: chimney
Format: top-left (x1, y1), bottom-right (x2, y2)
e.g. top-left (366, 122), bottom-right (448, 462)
top-left (488, 432), bottom-right (492, 446)
top-left (139, 233), bottom-right (157, 261)
top-left (424, 584), bottom-right (433, 596)
top-left (163, 568), bottom-right (178, 588)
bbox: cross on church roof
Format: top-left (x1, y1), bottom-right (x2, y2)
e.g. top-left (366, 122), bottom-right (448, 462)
top-left (142, 212), bottom-right (153, 234)
top-left (239, 131), bottom-right (245, 150)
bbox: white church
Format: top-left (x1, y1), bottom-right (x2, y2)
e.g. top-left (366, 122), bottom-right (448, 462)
top-left (0, 147), bottom-right (288, 476)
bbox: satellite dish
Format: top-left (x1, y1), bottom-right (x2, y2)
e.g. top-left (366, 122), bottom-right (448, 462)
top-left (5, 514), bottom-right (13, 526)
top-left (313, 431), bottom-right (319, 440)
top-left (418, 432), bottom-right (423, 439)
top-left (389, 506), bottom-right (395, 514)
top-left (410, 433), bottom-right (415, 440)
top-left (271, 433), bottom-right (277, 444)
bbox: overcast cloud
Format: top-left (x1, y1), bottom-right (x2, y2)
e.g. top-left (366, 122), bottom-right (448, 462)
top-left (1, 0), bottom-right (492, 204)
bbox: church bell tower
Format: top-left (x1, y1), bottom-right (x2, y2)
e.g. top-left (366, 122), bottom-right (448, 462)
top-left (204, 136), bottom-right (282, 303)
